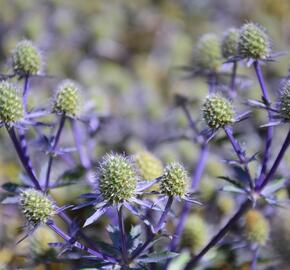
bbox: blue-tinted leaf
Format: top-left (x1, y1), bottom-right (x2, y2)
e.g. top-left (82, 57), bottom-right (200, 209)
top-left (1, 196), bottom-right (19, 204)
top-left (136, 251), bottom-right (178, 263)
top-left (2, 182), bottom-right (24, 193)
top-left (261, 178), bottom-right (286, 196)
top-left (83, 207), bottom-right (108, 227)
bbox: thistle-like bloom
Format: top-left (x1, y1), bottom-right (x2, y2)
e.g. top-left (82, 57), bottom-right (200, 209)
top-left (221, 28), bottom-right (239, 59)
top-left (181, 215), bottom-right (208, 254)
top-left (80, 153), bottom-right (159, 227)
top-left (202, 94), bottom-right (234, 129)
top-left (160, 163), bottom-right (188, 197)
top-left (98, 153), bottom-right (137, 204)
top-left (134, 150), bottom-right (163, 181)
top-left (52, 80), bottom-right (81, 117)
top-left (12, 40), bottom-right (42, 76)
top-left (30, 226), bottom-right (57, 261)
top-left (20, 189), bottom-right (55, 226)
top-left (0, 81), bottom-right (24, 126)
top-left (238, 22), bottom-right (271, 60)
top-left (192, 33), bottom-right (223, 73)
top-left (244, 209), bottom-right (269, 246)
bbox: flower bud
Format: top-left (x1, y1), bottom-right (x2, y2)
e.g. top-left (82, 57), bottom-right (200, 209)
top-left (0, 81), bottom-right (24, 126)
top-left (238, 22), bottom-right (271, 60)
top-left (181, 215), bottom-right (208, 253)
top-left (202, 94), bottom-right (234, 129)
top-left (12, 40), bottom-right (42, 76)
top-left (278, 79), bottom-right (290, 121)
top-left (30, 226), bottom-right (57, 261)
top-left (97, 153), bottom-right (137, 204)
top-left (20, 189), bottom-right (55, 226)
top-left (193, 33), bottom-right (223, 72)
top-left (244, 209), bottom-right (269, 246)
top-left (221, 28), bottom-right (239, 59)
top-left (134, 150), bottom-right (163, 181)
top-left (160, 163), bottom-right (188, 197)
top-left (52, 80), bottom-right (81, 116)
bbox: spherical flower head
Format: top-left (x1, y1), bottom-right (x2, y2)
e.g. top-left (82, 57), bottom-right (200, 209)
top-left (202, 94), bottom-right (234, 129)
top-left (12, 40), bottom-right (42, 76)
top-left (221, 28), bottom-right (239, 59)
top-left (181, 215), bottom-right (208, 253)
top-left (0, 81), bottom-right (24, 126)
top-left (217, 194), bottom-right (235, 216)
top-left (20, 189), bottom-right (55, 226)
top-left (97, 153), bottom-right (137, 204)
top-left (134, 150), bottom-right (163, 181)
top-left (52, 80), bottom-right (81, 116)
top-left (244, 209), bottom-right (269, 246)
top-left (238, 22), bottom-right (271, 60)
top-left (30, 226), bottom-right (57, 261)
top-left (278, 79), bottom-right (290, 121)
top-left (160, 162), bottom-right (188, 197)
top-left (193, 33), bottom-right (223, 72)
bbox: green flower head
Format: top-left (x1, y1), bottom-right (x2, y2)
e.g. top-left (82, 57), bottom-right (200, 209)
top-left (193, 33), bottom-right (223, 73)
top-left (278, 79), bottom-right (290, 121)
top-left (160, 162), bottom-right (188, 197)
top-left (202, 94), bottom-right (234, 129)
top-left (52, 79), bottom-right (81, 116)
top-left (244, 209), bottom-right (269, 246)
top-left (134, 150), bottom-right (163, 181)
top-left (181, 215), bottom-right (208, 253)
top-left (222, 28), bottom-right (239, 59)
top-left (12, 40), bottom-right (42, 76)
top-left (0, 81), bottom-right (24, 126)
top-left (20, 189), bottom-right (55, 226)
top-left (238, 22), bottom-right (271, 60)
top-left (97, 153), bottom-right (138, 204)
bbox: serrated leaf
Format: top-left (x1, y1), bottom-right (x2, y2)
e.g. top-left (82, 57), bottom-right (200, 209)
top-left (136, 251), bottom-right (178, 263)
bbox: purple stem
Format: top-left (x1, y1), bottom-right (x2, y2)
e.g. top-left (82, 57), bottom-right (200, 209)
top-left (169, 144), bottom-right (208, 252)
top-left (181, 104), bottom-right (199, 136)
top-left (70, 119), bottom-right (91, 169)
top-left (153, 196), bottom-right (174, 233)
top-left (48, 222), bottom-right (117, 263)
top-left (254, 61), bottom-right (273, 188)
top-left (183, 200), bottom-right (251, 270)
top-left (224, 126), bottom-right (253, 189)
top-left (250, 247), bottom-right (259, 270)
top-left (6, 126), bottom-right (42, 190)
top-left (258, 126), bottom-right (290, 191)
top-left (45, 114), bottom-right (66, 190)
top-left (130, 196), bottom-right (174, 261)
top-left (23, 75), bottom-right (30, 113)
top-left (230, 61), bottom-right (238, 98)
top-left (117, 205), bottom-right (128, 266)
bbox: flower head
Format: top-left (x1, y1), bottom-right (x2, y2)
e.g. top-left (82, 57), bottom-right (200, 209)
top-left (202, 94), bottom-right (234, 129)
top-left (20, 189), bottom-right (55, 226)
top-left (52, 80), bottom-right (81, 116)
top-left (181, 215), bottom-right (208, 253)
top-left (160, 163), bottom-right (188, 197)
top-left (12, 40), bottom-right (42, 76)
top-left (0, 81), bottom-right (24, 126)
top-left (134, 150), bottom-right (163, 181)
top-left (30, 226), bottom-right (57, 261)
top-left (238, 22), bottom-right (271, 60)
top-left (244, 209), bottom-right (269, 246)
top-left (193, 33), bottom-right (223, 73)
top-left (97, 153), bottom-right (138, 204)
top-left (278, 79), bottom-right (290, 121)
top-left (221, 28), bottom-right (239, 59)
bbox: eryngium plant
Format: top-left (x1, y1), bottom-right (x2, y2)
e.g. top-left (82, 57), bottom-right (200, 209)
top-left (1, 19), bottom-right (290, 270)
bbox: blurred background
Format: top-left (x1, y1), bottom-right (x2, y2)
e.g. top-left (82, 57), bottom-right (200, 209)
top-left (0, 0), bottom-right (290, 269)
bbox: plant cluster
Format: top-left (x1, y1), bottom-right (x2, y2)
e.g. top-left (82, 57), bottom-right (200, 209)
top-left (1, 20), bottom-right (290, 270)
